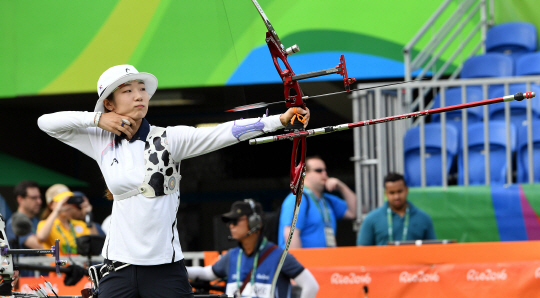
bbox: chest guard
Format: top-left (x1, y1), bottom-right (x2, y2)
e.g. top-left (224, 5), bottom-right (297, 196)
top-left (114, 126), bottom-right (181, 201)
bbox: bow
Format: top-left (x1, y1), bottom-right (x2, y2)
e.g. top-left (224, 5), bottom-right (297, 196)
top-left (245, 1), bottom-right (356, 297)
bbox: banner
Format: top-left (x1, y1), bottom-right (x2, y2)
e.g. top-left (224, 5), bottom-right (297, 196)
top-left (204, 241), bottom-right (540, 298)
top-left (312, 261), bottom-right (540, 298)
top-left (408, 184), bottom-right (540, 243)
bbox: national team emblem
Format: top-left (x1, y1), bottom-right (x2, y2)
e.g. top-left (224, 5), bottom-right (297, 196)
top-left (167, 176), bottom-right (176, 190)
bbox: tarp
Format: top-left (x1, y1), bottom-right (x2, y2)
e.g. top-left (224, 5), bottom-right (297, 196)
top-left (0, 152), bottom-right (87, 187)
top-left (409, 184), bottom-right (540, 242)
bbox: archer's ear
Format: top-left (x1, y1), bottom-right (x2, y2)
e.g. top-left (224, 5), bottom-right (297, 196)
top-left (103, 98), bottom-right (114, 112)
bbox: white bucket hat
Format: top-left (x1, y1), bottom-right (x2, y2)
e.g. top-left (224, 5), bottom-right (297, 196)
top-left (95, 64), bottom-right (158, 113)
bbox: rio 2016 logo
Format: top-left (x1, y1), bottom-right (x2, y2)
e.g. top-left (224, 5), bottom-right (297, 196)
top-left (466, 269), bottom-right (507, 281)
top-left (330, 272), bottom-right (372, 285)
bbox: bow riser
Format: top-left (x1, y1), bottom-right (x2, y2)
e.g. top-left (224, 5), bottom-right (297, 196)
top-left (290, 137), bottom-right (307, 194)
top-left (265, 32), bottom-right (305, 108)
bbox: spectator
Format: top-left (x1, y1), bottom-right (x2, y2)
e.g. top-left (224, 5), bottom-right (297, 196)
top-left (6, 180), bottom-right (42, 250)
top-left (187, 199), bottom-right (318, 298)
top-left (36, 184), bottom-right (98, 254)
top-left (278, 156), bottom-right (357, 248)
top-left (357, 172), bottom-right (436, 246)
top-left (0, 193), bottom-right (12, 222)
top-left (71, 191), bottom-right (105, 236)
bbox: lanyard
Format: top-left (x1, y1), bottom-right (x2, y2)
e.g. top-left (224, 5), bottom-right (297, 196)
top-left (236, 237), bottom-right (267, 296)
top-left (56, 222), bottom-right (77, 254)
top-left (304, 188), bottom-right (332, 226)
top-left (386, 207), bottom-right (410, 242)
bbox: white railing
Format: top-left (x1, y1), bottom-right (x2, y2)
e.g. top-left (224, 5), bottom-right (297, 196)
top-left (352, 76), bottom-right (540, 225)
top-left (403, 0), bottom-right (494, 111)
top-left (16, 251), bottom-right (207, 277)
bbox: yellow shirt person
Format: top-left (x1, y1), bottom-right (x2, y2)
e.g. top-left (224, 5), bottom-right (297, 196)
top-left (37, 218), bottom-right (90, 255)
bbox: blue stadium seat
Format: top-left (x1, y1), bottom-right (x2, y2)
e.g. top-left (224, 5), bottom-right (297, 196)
top-left (404, 123), bottom-right (459, 186)
top-left (488, 84), bottom-right (540, 128)
top-left (485, 22), bottom-right (537, 60)
top-left (517, 120), bottom-right (540, 183)
top-left (458, 121), bottom-right (516, 185)
top-left (515, 52), bottom-right (540, 76)
top-left (460, 53), bottom-right (514, 79)
top-left (431, 86), bottom-right (484, 131)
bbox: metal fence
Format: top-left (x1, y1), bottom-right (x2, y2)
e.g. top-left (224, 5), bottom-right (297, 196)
top-left (351, 75), bottom-right (540, 226)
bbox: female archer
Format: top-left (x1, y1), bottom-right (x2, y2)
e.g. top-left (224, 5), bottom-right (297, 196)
top-left (38, 64), bottom-right (310, 297)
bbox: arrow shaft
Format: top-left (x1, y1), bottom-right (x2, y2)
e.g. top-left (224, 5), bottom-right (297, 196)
top-left (250, 92), bottom-right (534, 145)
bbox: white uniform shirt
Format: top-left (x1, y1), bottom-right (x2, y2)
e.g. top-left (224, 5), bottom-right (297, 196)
top-left (38, 111), bottom-right (284, 265)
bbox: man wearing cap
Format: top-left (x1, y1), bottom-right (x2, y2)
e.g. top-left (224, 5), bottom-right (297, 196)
top-left (37, 64), bottom-right (310, 297)
top-left (187, 200), bottom-right (318, 298)
top-left (36, 184), bottom-right (98, 254)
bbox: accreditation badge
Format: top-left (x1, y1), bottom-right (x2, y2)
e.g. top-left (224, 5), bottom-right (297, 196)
top-left (324, 226), bottom-right (337, 247)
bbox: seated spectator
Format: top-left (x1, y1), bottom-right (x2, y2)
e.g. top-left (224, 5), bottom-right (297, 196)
top-left (36, 184), bottom-right (98, 254)
top-left (187, 199), bottom-right (318, 298)
top-left (6, 180), bottom-right (42, 250)
top-left (357, 173), bottom-right (436, 246)
top-left (71, 191), bottom-right (105, 236)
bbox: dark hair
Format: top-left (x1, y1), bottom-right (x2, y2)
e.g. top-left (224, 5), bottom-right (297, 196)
top-left (384, 172), bottom-right (406, 186)
top-left (14, 180), bottom-right (39, 198)
top-left (305, 155), bottom-right (323, 172)
top-left (104, 93), bottom-right (115, 113)
top-left (105, 188), bottom-right (114, 201)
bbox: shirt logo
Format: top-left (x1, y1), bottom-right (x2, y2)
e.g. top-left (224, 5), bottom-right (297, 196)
top-left (111, 158), bottom-right (119, 166)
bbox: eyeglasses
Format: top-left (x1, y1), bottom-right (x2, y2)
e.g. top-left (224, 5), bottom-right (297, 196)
top-left (25, 195), bottom-right (41, 200)
top-left (311, 168), bottom-right (327, 173)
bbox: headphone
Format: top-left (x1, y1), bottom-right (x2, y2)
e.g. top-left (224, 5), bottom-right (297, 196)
top-left (245, 199), bottom-right (262, 232)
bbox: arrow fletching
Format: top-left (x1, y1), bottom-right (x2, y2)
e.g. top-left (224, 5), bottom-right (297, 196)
top-left (225, 101), bottom-right (282, 112)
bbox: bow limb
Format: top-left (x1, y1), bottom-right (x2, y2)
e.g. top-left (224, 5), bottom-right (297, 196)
top-left (249, 1), bottom-right (308, 295)
top-left (270, 164), bottom-right (305, 298)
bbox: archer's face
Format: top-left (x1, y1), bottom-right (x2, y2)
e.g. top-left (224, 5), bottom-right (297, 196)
top-left (106, 80), bottom-right (149, 120)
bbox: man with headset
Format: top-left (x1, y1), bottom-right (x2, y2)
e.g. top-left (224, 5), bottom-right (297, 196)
top-left (186, 199), bottom-right (319, 298)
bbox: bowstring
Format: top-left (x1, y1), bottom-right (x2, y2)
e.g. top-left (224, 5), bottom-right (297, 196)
top-left (219, 0), bottom-right (250, 115)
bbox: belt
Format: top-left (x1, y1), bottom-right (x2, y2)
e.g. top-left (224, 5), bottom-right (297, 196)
top-left (100, 259), bottom-right (131, 277)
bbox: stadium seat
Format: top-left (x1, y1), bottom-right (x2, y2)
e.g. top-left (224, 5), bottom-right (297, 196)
top-left (458, 121), bottom-right (516, 185)
top-left (515, 51), bottom-right (540, 76)
top-left (488, 84), bottom-right (540, 128)
top-left (404, 123), bottom-right (459, 186)
top-left (517, 120), bottom-right (540, 183)
top-left (431, 86), bottom-right (484, 131)
top-left (485, 22), bottom-right (537, 60)
top-left (460, 53), bottom-right (514, 79)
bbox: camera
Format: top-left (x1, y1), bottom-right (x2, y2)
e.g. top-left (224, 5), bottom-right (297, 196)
top-left (66, 195), bottom-right (84, 208)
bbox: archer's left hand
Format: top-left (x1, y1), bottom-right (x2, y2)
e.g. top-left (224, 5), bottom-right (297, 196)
top-left (280, 107), bottom-right (310, 128)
